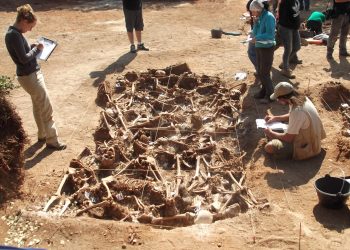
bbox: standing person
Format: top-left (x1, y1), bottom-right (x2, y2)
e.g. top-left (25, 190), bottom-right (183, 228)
top-left (122, 0), bottom-right (149, 53)
top-left (250, 0), bottom-right (276, 104)
top-left (300, 0), bottom-right (310, 11)
top-left (247, 0), bottom-right (271, 79)
top-left (247, 0), bottom-right (258, 75)
top-left (326, 0), bottom-right (350, 60)
top-left (277, 0), bottom-right (302, 79)
top-left (5, 4), bottom-right (66, 150)
top-left (264, 82), bottom-right (326, 160)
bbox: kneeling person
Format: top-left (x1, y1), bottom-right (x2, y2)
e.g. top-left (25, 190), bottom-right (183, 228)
top-left (306, 11), bottom-right (326, 35)
top-left (264, 82), bottom-right (326, 160)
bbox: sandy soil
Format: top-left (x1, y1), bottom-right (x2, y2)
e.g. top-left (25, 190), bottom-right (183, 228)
top-left (0, 0), bottom-right (350, 249)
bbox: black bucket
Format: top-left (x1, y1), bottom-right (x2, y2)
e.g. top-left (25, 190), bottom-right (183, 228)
top-left (314, 174), bottom-right (350, 209)
top-left (211, 29), bottom-right (222, 39)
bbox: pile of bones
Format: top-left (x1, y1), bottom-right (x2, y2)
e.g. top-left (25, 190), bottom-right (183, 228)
top-left (336, 85), bottom-right (350, 160)
top-left (44, 63), bottom-right (268, 227)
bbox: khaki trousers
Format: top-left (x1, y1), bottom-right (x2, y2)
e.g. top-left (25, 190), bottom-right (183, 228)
top-left (327, 14), bottom-right (350, 55)
top-left (17, 70), bottom-right (59, 144)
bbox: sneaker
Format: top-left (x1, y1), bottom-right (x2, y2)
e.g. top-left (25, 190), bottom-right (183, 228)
top-left (130, 44), bottom-right (137, 53)
top-left (281, 69), bottom-right (296, 79)
top-left (137, 43), bottom-right (149, 51)
top-left (46, 142), bottom-right (67, 151)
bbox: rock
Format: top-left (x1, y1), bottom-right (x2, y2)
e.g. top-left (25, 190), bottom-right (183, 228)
top-left (155, 70), bottom-right (166, 77)
top-left (224, 204), bottom-right (240, 218)
top-left (122, 243), bottom-right (127, 249)
top-left (210, 201), bottom-right (221, 212)
top-left (194, 210), bottom-right (213, 224)
top-left (125, 71), bottom-right (139, 82)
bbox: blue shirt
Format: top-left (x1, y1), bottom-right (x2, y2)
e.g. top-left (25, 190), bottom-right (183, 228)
top-left (252, 10), bottom-right (276, 48)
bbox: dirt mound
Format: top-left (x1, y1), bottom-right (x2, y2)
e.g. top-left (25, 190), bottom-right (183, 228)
top-left (320, 81), bottom-right (350, 111)
top-left (320, 82), bottom-right (350, 161)
top-left (44, 64), bottom-right (267, 227)
top-left (0, 96), bottom-right (26, 204)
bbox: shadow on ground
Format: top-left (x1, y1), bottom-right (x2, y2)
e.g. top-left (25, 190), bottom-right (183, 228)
top-left (313, 203), bottom-right (350, 232)
top-left (90, 52), bottom-right (137, 87)
top-left (323, 57), bottom-right (350, 81)
top-left (240, 77), bottom-right (271, 165)
top-left (264, 149), bottom-right (326, 189)
top-left (24, 142), bottom-right (54, 170)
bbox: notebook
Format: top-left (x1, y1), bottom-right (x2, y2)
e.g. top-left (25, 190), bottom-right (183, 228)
top-left (36, 37), bottom-right (57, 61)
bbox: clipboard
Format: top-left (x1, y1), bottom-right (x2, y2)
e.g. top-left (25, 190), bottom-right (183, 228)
top-left (256, 119), bottom-right (288, 132)
top-left (36, 37), bottom-right (57, 61)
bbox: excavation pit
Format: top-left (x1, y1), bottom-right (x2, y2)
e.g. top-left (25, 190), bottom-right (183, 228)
top-left (44, 63), bottom-right (268, 227)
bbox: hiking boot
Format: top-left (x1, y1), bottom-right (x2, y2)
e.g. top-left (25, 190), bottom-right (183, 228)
top-left (281, 69), bottom-right (296, 79)
top-left (130, 44), bottom-right (137, 53)
top-left (46, 142), bottom-right (67, 151)
top-left (290, 59), bottom-right (303, 64)
top-left (137, 43), bottom-right (149, 51)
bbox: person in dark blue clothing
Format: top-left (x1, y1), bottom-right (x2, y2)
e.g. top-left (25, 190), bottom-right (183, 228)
top-left (277, 0), bottom-right (302, 79)
top-left (122, 0), bottom-right (149, 53)
top-left (300, 0), bottom-right (310, 11)
top-left (326, 0), bottom-right (350, 60)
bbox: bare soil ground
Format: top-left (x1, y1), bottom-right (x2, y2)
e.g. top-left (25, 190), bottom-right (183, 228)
top-left (1, 0), bottom-right (350, 249)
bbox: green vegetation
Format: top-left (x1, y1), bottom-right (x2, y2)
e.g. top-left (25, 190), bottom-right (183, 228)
top-left (0, 75), bottom-right (15, 93)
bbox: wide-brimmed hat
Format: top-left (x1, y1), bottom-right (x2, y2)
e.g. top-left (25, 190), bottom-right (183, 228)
top-left (270, 82), bottom-right (294, 100)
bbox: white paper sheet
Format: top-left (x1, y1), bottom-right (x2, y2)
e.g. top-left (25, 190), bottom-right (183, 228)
top-left (256, 119), bottom-right (288, 131)
top-left (36, 37), bottom-right (57, 61)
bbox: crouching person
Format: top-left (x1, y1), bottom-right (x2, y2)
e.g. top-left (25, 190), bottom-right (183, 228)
top-left (263, 82), bottom-right (326, 160)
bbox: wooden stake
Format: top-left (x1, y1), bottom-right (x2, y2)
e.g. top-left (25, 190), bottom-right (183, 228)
top-left (175, 154), bottom-right (182, 196)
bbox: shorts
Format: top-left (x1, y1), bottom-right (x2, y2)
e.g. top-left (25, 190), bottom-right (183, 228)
top-left (267, 139), bottom-right (293, 159)
top-left (123, 9), bottom-right (144, 32)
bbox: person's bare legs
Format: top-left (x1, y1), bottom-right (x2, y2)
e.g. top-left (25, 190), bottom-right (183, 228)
top-left (135, 30), bottom-right (141, 44)
top-left (135, 30), bottom-right (149, 51)
top-left (127, 31), bottom-right (134, 44)
top-left (127, 31), bottom-right (137, 53)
